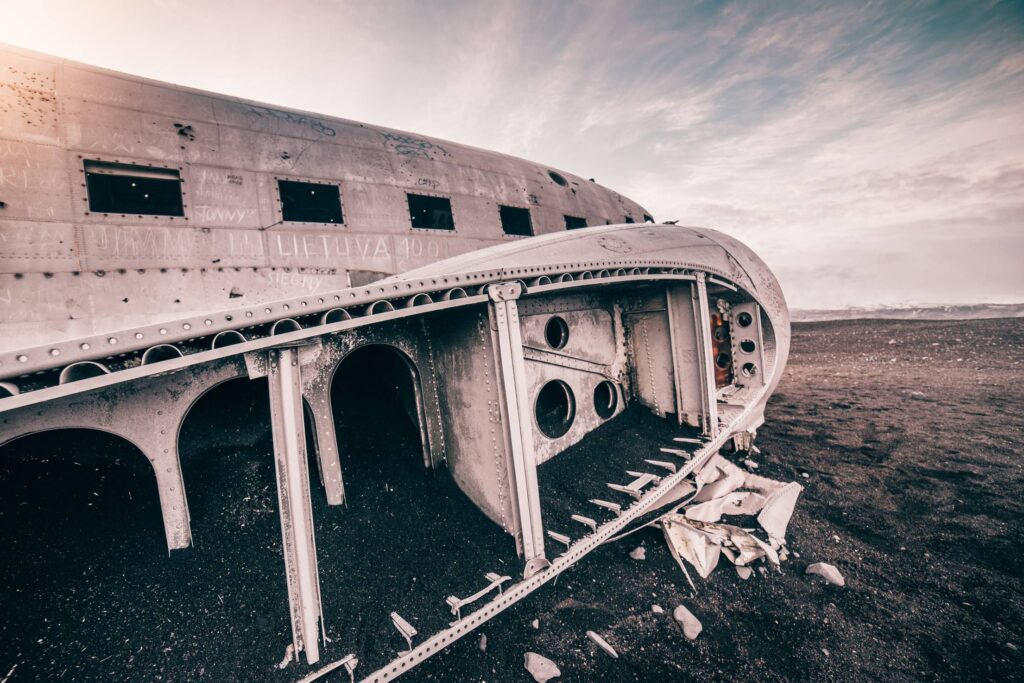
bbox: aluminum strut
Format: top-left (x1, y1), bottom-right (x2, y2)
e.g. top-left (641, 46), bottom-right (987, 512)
top-left (268, 345), bottom-right (324, 665)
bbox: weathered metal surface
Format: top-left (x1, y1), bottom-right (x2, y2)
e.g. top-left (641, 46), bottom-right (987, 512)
top-left (0, 43), bottom-right (649, 344)
top-left (267, 346), bottom-right (324, 664)
top-left (0, 45), bottom-right (792, 681)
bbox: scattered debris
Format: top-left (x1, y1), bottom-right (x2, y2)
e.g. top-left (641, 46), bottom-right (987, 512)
top-left (276, 643), bottom-right (294, 669)
top-left (586, 631), bottom-right (619, 658)
top-left (629, 546), bottom-right (646, 560)
top-left (295, 654), bottom-right (358, 683)
top-left (910, 391), bottom-right (927, 400)
top-left (673, 605), bottom-right (702, 641)
top-left (757, 482), bottom-right (802, 539)
top-left (743, 459), bottom-right (759, 470)
top-left (801, 472), bottom-right (810, 479)
top-left (806, 562), bottom-right (845, 586)
top-left (652, 604), bottom-right (664, 614)
top-left (525, 652), bottom-right (560, 682)
top-left (532, 619), bottom-right (540, 629)
top-left (479, 634), bottom-right (487, 652)
top-left (736, 565), bottom-right (752, 580)
top-left (390, 611), bottom-right (418, 651)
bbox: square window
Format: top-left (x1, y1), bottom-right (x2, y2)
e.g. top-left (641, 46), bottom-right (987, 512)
top-left (279, 179), bottom-right (344, 224)
top-left (499, 205), bottom-right (533, 236)
top-left (407, 193), bottom-right (454, 230)
top-left (624, 215), bottom-right (635, 224)
top-left (564, 215), bottom-right (587, 230)
top-left (84, 160), bottom-right (184, 216)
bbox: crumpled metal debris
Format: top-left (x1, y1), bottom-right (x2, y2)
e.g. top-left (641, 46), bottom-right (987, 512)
top-left (806, 562), bottom-right (845, 586)
top-left (629, 546), bottom-right (646, 560)
top-left (657, 453), bottom-right (802, 581)
top-left (525, 652), bottom-right (561, 682)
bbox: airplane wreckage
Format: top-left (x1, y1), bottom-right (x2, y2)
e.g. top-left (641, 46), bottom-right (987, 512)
top-left (0, 44), bottom-right (791, 680)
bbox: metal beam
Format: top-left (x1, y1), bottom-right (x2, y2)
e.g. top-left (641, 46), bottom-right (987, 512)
top-left (487, 282), bottom-right (548, 576)
top-left (693, 274), bottom-right (719, 437)
top-left (267, 346), bottom-right (324, 665)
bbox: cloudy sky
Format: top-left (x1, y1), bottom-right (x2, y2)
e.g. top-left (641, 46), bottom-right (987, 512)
top-left (3, 0), bottom-right (1022, 309)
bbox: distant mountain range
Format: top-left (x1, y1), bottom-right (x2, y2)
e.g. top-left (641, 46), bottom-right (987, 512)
top-left (791, 303), bottom-right (1024, 322)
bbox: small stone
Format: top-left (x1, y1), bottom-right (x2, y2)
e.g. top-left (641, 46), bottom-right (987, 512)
top-left (525, 652), bottom-right (560, 682)
top-left (479, 634), bottom-right (487, 652)
top-left (806, 562), bottom-right (845, 586)
top-left (1006, 642), bottom-right (1018, 652)
top-left (736, 565), bottom-right (752, 580)
top-left (801, 472), bottom-right (810, 479)
top-left (822, 648), bottom-right (830, 657)
top-left (532, 619), bottom-right (540, 629)
top-left (743, 459), bottom-right (759, 470)
top-left (629, 546), bottom-right (646, 561)
top-left (910, 391), bottom-right (926, 400)
top-left (652, 604), bottom-right (664, 614)
top-left (673, 605), bottom-right (702, 640)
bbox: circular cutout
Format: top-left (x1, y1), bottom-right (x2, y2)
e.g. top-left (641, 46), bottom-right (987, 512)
top-left (545, 316), bottom-right (569, 350)
top-left (739, 339), bottom-right (756, 354)
top-left (741, 362), bottom-right (758, 377)
top-left (535, 380), bottom-right (575, 438)
top-left (737, 312), bottom-right (753, 327)
top-left (713, 326), bottom-right (729, 342)
top-left (594, 381), bottom-right (618, 420)
top-left (715, 353), bottom-right (731, 369)
top-left (548, 170), bottom-right (568, 186)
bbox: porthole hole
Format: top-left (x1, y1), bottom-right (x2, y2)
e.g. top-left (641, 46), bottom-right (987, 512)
top-left (544, 316), bottom-right (569, 350)
top-left (740, 339), bottom-right (756, 354)
top-left (737, 312), bottom-right (753, 327)
top-left (593, 381), bottom-right (618, 420)
top-left (741, 362), bottom-right (758, 377)
top-left (535, 380), bottom-right (575, 439)
top-left (715, 353), bottom-right (731, 369)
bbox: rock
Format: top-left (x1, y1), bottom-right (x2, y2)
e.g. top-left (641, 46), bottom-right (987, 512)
top-left (525, 652), bottom-right (560, 682)
top-left (1005, 642), bottom-right (1018, 652)
top-left (673, 605), bottom-right (702, 640)
top-left (736, 565), bottom-right (752, 580)
top-left (652, 604), bottom-right (664, 614)
top-left (629, 546), bottom-right (646, 560)
top-left (743, 459), bottom-right (759, 470)
top-left (479, 634), bottom-right (487, 652)
top-left (531, 619), bottom-right (540, 629)
top-left (800, 472), bottom-right (810, 479)
top-left (806, 562), bottom-right (845, 586)
top-left (909, 391), bottom-right (926, 400)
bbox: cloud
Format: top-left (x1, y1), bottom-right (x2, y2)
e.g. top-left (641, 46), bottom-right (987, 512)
top-left (0, 0), bottom-right (1021, 308)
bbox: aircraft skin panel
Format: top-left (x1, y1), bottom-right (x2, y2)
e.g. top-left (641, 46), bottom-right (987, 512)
top-left (0, 42), bottom-right (649, 343)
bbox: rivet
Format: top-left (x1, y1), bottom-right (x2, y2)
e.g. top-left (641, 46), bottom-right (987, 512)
top-left (108, 337), bottom-right (118, 345)
top-left (159, 328), bottom-right (167, 335)
top-left (80, 342), bottom-right (90, 350)
top-left (49, 348), bottom-right (60, 356)
top-left (135, 332), bottom-right (144, 339)
top-left (17, 355), bottom-right (27, 362)
top-left (183, 323), bottom-right (191, 330)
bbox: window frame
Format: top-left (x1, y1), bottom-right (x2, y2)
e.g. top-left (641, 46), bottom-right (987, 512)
top-left (274, 176), bottom-right (346, 226)
top-left (564, 214), bottom-right (588, 230)
top-left (82, 159), bottom-right (186, 218)
top-left (406, 192), bottom-right (456, 232)
top-left (498, 204), bottom-right (534, 237)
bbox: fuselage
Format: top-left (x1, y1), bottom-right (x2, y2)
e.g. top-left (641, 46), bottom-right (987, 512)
top-left (0, 43), bottom-right (649, 349)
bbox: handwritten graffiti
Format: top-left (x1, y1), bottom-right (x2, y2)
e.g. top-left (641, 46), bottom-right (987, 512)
top-left (417, 177), bottom-right (439, 190)
top-left (245, 105), bottom-right (337, 137)
top-left (379, 132), bottom-right (450, 160)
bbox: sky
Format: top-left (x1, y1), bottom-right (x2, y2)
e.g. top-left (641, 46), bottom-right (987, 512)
top-left (2, 0), bottom-right (1022, 309)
